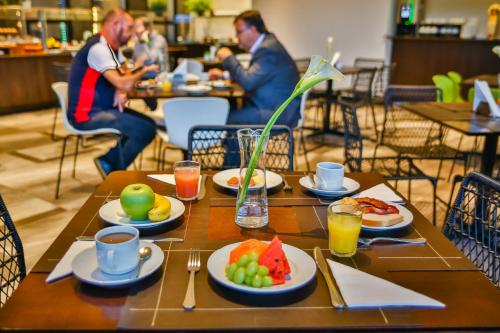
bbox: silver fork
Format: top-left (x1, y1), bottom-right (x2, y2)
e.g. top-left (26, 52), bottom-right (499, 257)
top-left (358, 237), bottom-right (427, 247)
top-left (182, 249), bottom-right (201, 310)
top-left (281, 174), bottom-right (293, 192)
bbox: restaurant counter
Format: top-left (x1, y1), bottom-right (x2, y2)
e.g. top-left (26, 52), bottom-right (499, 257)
top-left (0, 51), bottom-right (73, 114)
top-left (388, 36), bottom-right (500, 85)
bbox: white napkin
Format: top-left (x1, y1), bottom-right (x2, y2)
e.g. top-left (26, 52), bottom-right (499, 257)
top-left (46, 241), bottom-right (95, 283)
top-left (147, 174), bottom-right (202, 190)
top-left (327, 259), bottom-right (445, 308)
top-left (172, 59), bottom-right (187, 78)
top-left (353, 183), bottom-right (403, 203)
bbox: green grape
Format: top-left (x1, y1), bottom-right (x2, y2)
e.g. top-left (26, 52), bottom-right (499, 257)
top-left (257, 265), bottom-right (269, 276)
top-left (245, 261), bottom-right (258, 277)
top-left (237, 254), bottom-right (249, 267)
top-left (252, 274), bottom-right (263, 288)
top-left (245, 275), bottom-right (253, 286)
top-left (262, 275), bottom-right (273, 287)
top-left (233, 267), bottom-right (246, 284)
top-left (248, 251), bottom-right (259, 262)
top-left (225, 263), bottom-right (238, 280)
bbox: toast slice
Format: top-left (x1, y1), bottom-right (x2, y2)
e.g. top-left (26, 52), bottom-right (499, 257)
top-left (362, 213), bottom-right (404, 227)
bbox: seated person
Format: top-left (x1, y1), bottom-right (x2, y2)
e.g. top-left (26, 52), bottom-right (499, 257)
top-left (68, 8), bottom-right (158, 178)
top-left (131, 16), bottom-right (169, 111)
top-left (209, 10), bottom-right (300, 127)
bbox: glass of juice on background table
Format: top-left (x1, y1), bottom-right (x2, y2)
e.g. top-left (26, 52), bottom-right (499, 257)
top-left (174, 160), bottom-right (200, 201)
top-left (328, 202), bottom-right (363, 257)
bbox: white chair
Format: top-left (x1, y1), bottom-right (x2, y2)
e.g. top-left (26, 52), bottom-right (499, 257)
top-left (294, 89), bottom-right (311, 171)
top-left (158, 97), bottom-right (229, 169)
top-left (51, 82), bottom-right (123, 199)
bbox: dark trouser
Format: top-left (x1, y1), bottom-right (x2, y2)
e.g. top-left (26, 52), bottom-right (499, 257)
top-left (73, 108), bottom-right (156, 171)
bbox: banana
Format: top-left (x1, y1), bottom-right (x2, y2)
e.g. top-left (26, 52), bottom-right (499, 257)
top-left (148, 194), bottom-right (171, 222)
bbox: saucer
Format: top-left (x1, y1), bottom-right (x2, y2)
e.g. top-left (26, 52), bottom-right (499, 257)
top-left (299, 176), bottom-right (360, 197)
top-left (71, 240), bottom-right (164, 288)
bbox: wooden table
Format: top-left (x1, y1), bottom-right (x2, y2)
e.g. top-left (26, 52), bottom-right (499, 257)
top-left (128, 83), bottom-right (245, 100)
top-left (1, 171), bottom-right (499, 331)
top-left (463, 74), bottom-right (498, 87)
top-left (401, 102), bottom-right (500, 176)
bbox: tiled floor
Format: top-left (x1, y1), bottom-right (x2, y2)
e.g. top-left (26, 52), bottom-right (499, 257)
top-left (0, 101), bottom-right (476, 271)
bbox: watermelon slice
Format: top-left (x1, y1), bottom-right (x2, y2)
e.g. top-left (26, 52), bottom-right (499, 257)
top-left (229, 239), bottom-right (268, 263)
top-left (258, 236), bottom-right (291, 285)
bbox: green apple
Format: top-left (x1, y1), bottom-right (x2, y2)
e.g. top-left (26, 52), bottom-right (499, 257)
top-left (120, 183), bottom-right (155, 220)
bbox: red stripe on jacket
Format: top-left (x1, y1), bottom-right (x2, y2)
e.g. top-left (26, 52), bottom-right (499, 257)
top-left (74, 68), bottom-right (100, 123)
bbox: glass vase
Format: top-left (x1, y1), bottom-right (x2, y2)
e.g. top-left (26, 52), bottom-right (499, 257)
top-left (235, 128), bottom-right (269, 228)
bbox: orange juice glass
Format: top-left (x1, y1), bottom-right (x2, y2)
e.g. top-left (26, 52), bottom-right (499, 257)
top-left (328, 202), bottom-right (363, 257)
top-left (174, 161), bottom-right (200, 201)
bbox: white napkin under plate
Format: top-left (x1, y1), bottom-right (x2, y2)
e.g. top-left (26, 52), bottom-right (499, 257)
top-left (46, 241), bottom-right (95, 283)
top-left (353, 183), bottom-right (403, 203)
top-left (327, 259), bottom-right (445, 308)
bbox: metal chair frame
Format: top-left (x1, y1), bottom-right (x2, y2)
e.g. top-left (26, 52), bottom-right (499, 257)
top-left (442, 172), bottom-right (500, 287)
top-left (187, 125), bottom-right (294, 172)
top-left (0, 195), bottom-right (26, 307)
top-left (341, 100), bottom-right (438, 224)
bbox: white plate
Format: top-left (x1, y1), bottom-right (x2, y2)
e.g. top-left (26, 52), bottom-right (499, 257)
top-left (99, 196), bottom-right (185, 229)
top-left (212, 168), bottom-right (283, 191)
top-left (207, 242), bottom-right (316, 294)
top-left (72, 241), bottom-right (164, 288)
top-left (361, 203), bottom-right (413, 231)
top-left (179, 84), bottom-right (212, 95)
top-left (299, 176), bottom-right (360, 197)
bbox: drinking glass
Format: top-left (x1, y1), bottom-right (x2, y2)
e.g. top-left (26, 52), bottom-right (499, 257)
top-left (174, 160), bottom-right (200, 201)
top-left (327, 202), bottom-right (363, 257)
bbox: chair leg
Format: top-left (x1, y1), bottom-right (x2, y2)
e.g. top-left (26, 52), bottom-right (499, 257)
top-left (436, 158), bottom-right (444, 180)
top-left (407, 178), bottom-right (411, 201)
top-left (157, 140), bottom-right (164, 170)
top-left (55, 136), bottom-right (70, 199)
top-left (431, 179), bottom-right (437, 226)
top-left (51, 107), bottom-right (59, 141)
top-left (299, 129), bottom-right (310, 172)
top-left (370, 103), bottom-right (378, 138)
top-left (72, 136), bottom-right (80, 178)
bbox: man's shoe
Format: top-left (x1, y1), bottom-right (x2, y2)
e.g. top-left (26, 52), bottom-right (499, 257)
top-left (94, 157), bottom-right (111, 179)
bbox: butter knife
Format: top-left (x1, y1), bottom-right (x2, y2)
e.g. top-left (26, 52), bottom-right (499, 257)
top-left (313, 247), bottom-right (345, 309)
top-left (197, 174), bottom-right (207, 200)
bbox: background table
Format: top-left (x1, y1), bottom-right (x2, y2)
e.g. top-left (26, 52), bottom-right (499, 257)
top-left (402, 102), bottom-right (500, 176)
top-left (128, 83), bottom-right (245, 100)
top-left (1, 171), bottom-right (499, 331)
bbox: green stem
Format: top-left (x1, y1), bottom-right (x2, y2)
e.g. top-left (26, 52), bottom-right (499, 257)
top-left (236, 92), bottom-right (300, 211)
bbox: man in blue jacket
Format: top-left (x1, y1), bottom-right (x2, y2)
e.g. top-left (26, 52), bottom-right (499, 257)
top-left (210, 10), bottom-right (300, 127)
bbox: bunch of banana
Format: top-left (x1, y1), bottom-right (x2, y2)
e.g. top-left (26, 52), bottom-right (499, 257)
top-left (148, 194), bottom-right (171, 222)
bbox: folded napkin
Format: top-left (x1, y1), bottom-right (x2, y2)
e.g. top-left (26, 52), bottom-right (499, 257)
top-left (46, 241), bottom-right (95, 283)
top-left (353, 183), bottom-right (403, 203)
top-left (147, 174), bottom-right (202, 190)
top-left (172, 59), bottom-right (187, 77)
top-left (327, 259), bottom-right (445, 308)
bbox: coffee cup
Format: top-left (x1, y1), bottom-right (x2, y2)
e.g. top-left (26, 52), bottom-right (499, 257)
top-left (316, 162), bottom-right (344, 190)
top-left (95, 226), bottom-right (139, 275)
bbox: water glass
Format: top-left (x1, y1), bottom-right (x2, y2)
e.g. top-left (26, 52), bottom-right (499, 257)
top-left (174, 160), bottom-right (200, 201)
top-left (328, 202), bottom-right (363, 257)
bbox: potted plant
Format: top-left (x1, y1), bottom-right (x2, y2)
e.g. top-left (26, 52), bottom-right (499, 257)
top-left (148, 0), bottom-right (167, 17)
top-left (184, 0), bottom-right (212, 17)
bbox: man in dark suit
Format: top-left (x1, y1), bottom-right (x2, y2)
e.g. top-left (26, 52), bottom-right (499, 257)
top-left (210, 10), bottom-right (300, 127)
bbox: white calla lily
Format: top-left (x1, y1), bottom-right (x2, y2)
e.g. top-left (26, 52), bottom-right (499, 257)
top-left (237, 55), bottom-right (344, 210)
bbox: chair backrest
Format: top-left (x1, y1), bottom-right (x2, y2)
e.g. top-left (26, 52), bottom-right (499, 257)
top-left (381, 85), bottom-right (442, 150)
top-left (432, 74), bottom-right (455, 103)
top-left (51, 82), bottom-right (74, 132)
top-left (51, 61), bottom-right (71, 82)
top-left (373, 63), bottom-right (396, 98)
top-left (187, 125), bottom-right (294, 171)
top-left (352, 68), bottom-right (377, 95)
top-left (339, 100), bottom-right (363, 172)
top-left (0, 195), bottom-right (26, 307)
top-left (447, 71), bottom-right (462, 84)
top-left (295, 89), bottom-right (310, 129)
top-left (186, 59), bottom-right (203, 77)
top-left (353, 58), bottom-right (384, 95)
top-left (442, 172), bottom-right (500, 287)
top-left (163, 97), bottom-right (229, 150)
top-left (467, 87), bottom-right (500, 102)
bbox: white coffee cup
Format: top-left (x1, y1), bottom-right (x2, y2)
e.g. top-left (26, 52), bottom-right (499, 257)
top-left (316, 162), bottom-right (344, 190)
top-left (95, 226), bottom-right (139, 275)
